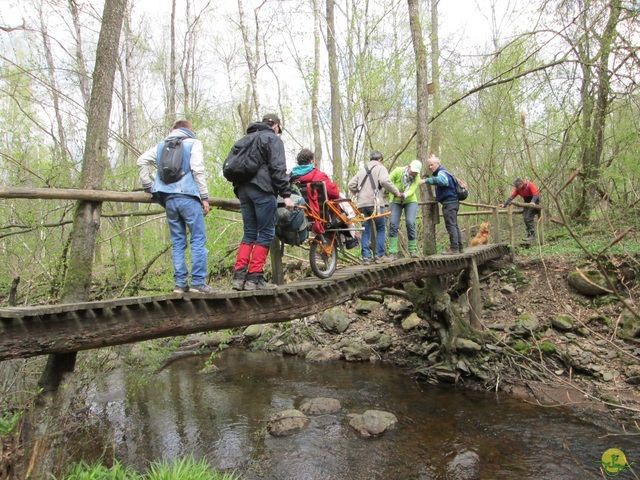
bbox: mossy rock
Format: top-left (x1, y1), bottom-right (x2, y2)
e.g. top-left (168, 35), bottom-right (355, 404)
top-left (539, 341), bottom-right (556, 355)
top-left (567, 268), bottom-right (613, 296)
top-left (513, 341), bottom-right (529, 352)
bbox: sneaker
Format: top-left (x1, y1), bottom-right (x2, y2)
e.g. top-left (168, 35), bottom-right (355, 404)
top-left (442, 249), bottom-right (459, 256)
top-left (410, 252), bottom-right (420, 258)
top-left (375, 255), bottom-right (392, 264)
top-left (190, 284), bottom-right (217, 294)
top-left (173, 285), bottom-right (189, 294)
top-left (362, 258), bottom-right (372, 265)
top-left (458, 247), bottom-right (465, 254)
top-left (244, 273), bottom-right (277, 290)
top-left (386, 254), bottom-right (397, 262)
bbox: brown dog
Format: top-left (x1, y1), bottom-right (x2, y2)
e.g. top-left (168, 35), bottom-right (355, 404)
top-left (470, 221), bottom-right (491, 246)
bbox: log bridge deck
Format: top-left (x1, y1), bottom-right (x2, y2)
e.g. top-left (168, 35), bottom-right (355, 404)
top-left (0, 244), bottom-right (509, 362)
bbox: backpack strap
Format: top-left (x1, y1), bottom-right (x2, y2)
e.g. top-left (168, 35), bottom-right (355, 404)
top-left (357, 164), bottom-right (379, 194)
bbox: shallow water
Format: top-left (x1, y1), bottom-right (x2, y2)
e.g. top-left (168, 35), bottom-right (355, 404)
top-left (86, 348), bottom-right (638, 479)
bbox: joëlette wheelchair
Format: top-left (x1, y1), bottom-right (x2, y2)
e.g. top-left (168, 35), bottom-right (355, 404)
top-left (294, 181), bottom-right (390, 279)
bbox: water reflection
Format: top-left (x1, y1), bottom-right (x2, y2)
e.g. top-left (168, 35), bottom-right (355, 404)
top-left (87, 348), bottom-right (637, 479)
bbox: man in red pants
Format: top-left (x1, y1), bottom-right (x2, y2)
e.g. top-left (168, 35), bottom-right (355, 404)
top-left (230, 114), bottom-right (294, 290)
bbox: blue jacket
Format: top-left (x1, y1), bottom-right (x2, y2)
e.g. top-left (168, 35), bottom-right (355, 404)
top-left (151, 138), bottom-right (199, 200)
top-left (424, 166), bottom-right (458, 204)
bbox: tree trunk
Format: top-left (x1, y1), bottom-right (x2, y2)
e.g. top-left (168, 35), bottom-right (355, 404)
top-left (572, 0), bottom-right (621, 224)
top-left (39, 5), bottom-right (70, 179)
top-left (39, 0), bottom-right (127, 395)
top-left (429, 0), bottom-right (441, 155)
top-left (407, 0), bottom-right (436, 255)
top-left (238, 0), bottom-right (260, 118)
top-left (407, 0), bottom-right (481, 370)
top-left (311, 0), bottom-right (323, 164)
top-left (67, 0), bottom-right (91, 110)
top-left (326, 0), bottom-right (343, 188)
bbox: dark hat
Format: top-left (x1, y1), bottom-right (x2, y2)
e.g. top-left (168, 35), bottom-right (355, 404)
top-left (370, 150), bottom-right (383, 161)
top-left (513, 177), bottom-right (523, 186)
top-left (262, 114), bottom-right (282, 134)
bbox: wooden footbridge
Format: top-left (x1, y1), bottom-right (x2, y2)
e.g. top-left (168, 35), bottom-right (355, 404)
top-left (0, 244), bottom-right (508, 362)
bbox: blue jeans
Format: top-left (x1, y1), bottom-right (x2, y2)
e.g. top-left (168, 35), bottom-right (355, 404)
top-left (442, 201), bottom-right (463, 251)
top-left (360, 206), bottom-right (386, 259)
top-left (237, 183), bottom-right (277, 248)
top-left (389, 201), bottom-right (418, 241)
top-left (165, 195), bottom-right (208, 287)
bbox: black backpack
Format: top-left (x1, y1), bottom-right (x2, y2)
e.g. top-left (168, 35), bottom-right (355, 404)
top-left (453, 176), bottom-right (469, 201)
top-left (157, 137), bottom-right (187, 184)
top-left (223, 132), bottom-right (262, 183)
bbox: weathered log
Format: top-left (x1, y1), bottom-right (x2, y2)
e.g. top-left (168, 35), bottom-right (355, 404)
top-left (0, 245), bottom-right (509, 361)
top-left (0, 187), bottom-right (240, 210)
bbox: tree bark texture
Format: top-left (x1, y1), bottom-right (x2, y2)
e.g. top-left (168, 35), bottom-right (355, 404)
top-left (326, 0), bottom-right (343, 188)
top-left (40, 0), bottom-right (127, 394)
top-left (0, 187), bottom-right (240, 210)
top-left (572, 0), bottom-right (622, 224)
top-left (407, 0), bottom-right (436, 255)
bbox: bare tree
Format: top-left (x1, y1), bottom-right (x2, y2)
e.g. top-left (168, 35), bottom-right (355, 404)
top-left (326, 0), bottom-right (343, 187)
top-left (168, 0), bottom-right (177, 123)
top-left (407, 0), bottom-right (436, 255)
top-left (237, 0), bottom-right (260, 119)
top-left (311, 0), bottom-right (323, 162)
top-left (38, 0), bottom-right (70, 175)
top-left (428, 0), bottom-right (440, 154)
top-left (68, 0), bottom-right (92, 110)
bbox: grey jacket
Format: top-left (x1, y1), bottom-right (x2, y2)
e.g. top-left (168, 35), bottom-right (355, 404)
top-left (348, 160), bottom-right (401, 208)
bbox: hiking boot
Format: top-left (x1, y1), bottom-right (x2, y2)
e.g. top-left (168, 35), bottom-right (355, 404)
top-left (442, 249), bottom-right (459, 256)
top-left (345, 236), bottom-right (360, 249)
top-left (386, 254), bottom-right (397, 262)
top-left (244, 273), bottom-right (277, 290)
top-left (458, 246), bottom-right (465, 254)
top-left (190, 284), bottom-right (217, 294)
top-left (362, 258), bottom-right (372, 266)
top-left (410, 252), bottom-right (420, 258)
top-left (173, 285), bottom-right (189, 294)
top-left (375, 255), bottom-right (389, 264)
top-left (232, 267), bottom-right (247, 291)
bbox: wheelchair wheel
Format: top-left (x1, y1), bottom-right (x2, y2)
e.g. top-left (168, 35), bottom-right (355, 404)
top-left (310, 235), bottom-right (338, 279)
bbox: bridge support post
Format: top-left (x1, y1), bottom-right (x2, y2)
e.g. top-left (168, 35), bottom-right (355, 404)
top-left (270, 238), bottom-right (284, 285)
top-left (467, 258), bottom-right (482, 330)
top-left (38, 352), bottom-right (77, 395)
top-left (492, 207), bottom-right (500, 244)
top-left (507, 205), bottom-right (516, 261)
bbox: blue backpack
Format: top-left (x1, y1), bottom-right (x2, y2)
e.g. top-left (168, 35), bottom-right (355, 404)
top-left (275, 193), bottom-right (309, 246)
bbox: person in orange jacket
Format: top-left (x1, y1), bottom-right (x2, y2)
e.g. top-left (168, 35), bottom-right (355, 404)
top-left (499, 178), bottom-right (540, 241)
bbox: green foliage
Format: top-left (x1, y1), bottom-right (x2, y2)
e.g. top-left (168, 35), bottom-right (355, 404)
top-left (0, 410), bottom-right (24, 435)
top-left (54, 456), bottom-right (239, 480)
top-left (54, 460), bottom-right (139, 480)
top-left (538, 341), bottom-right (556, 355)
top-left (145, 456), bottom-right (238, 480)
top-left (204, 330), bottom-right (233, 368)
top-left (513, 341), bottom-right (529, 352)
